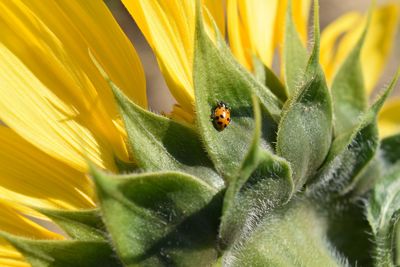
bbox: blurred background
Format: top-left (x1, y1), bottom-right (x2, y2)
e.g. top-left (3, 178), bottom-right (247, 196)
top-left (106, 0), bottom-right (400, 114)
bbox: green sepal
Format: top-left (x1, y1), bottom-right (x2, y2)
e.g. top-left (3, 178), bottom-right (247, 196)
top-left (377, 68), bottom-right (400, 174)
top-left (306, 119), bottom-right (378, 199)
top-left (112, 81), bottom-right (223, 190)
top-left (205, 5), bottom-right (283, 124)
top-left (307, 69), bottom-right (400, 199)
top-left (222, 199), bottom-right (346, 267)
top-left (91, 167), bottom-right (222, 267)
top-left (36, 208), bottom-right (106, 241)
top-left (193, 1), bottom-right (281, 179)
top-left (367, 163), bottom-right (400, 267)
top-left (253, 56), bottom-right (288, 102)
top-left (283, 0), bottom-right (309, 95)
top-left (367, 133), bottom-right (400, 266)
top-left (0, 232), bottom-right (122, 267)
top-left (277, 0), bottom-right (333, 190)
top-left (219, 96), bottom-right (293, 248)
top-left (90, 48), bottom-right (223, 189)
top-left (331, 7), bottom-right (371, 136)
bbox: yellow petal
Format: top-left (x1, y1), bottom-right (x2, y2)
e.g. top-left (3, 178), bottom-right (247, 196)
top-left (54, 1), bottom-right (147, 108)
top-left (203, 0), bottom-right (226, 38)
top-left (274, 0), bottom-right (311, 54)
top-left (227, 0), bottom-right (279, 69)
top-left (0, 200), bottom-right (63, 266)
top-left (0, 241), bottom-right (30, 267)
top-left (271, 0), bottom-right (311, 80)
top-left (362, 5), bottom-right (399, 93)
top-left (227, 0), bottom-right (252, 69)
top-left (378, 98), bottom-right (400, 138)
top-left (0, 0), bottom-right (146, 171)
top-left (169, 104), bottom-right (195, 124)
top-left (0, 199), bottom-right (62, 240)
top-left (0, 200), bottom-right (61, 266)
top-left (320, 12), bottom-right (364, 82)
top-left (0, 43), bottom-right (113, 172)
top-left (122, 0), bottom-right (225, 117)
top-left (320, 5), bottom-right (399, 93)
top-left (0, 126), bottom-right (95, 211)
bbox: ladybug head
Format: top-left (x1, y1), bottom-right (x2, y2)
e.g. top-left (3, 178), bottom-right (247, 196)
top-left (217, 101), bottom-right (229, 109)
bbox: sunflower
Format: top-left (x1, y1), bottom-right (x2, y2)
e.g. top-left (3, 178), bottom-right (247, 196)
top-left (0, 0), bottom-right (398, 266)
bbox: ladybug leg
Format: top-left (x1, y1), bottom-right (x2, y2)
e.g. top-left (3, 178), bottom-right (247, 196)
top-left (210, 112), bottom-right (216, 121)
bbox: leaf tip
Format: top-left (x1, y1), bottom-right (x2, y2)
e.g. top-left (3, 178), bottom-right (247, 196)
top-left (89, 164), bottom-right (116, 199)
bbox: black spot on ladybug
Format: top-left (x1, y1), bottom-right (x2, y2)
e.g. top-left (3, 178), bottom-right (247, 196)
top-left (224, 124), bottom-right (227, 128)
top-left (220, 114), bottom-right (225, 118)
top-left (217, 121), bottom-right (223, 125)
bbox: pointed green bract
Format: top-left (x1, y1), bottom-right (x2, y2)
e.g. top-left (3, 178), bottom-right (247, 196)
top-left (367, 163), bottom-right (400, 267)
top-left (331, 10), bottom-right (370, 136)
top-left (277, 2), bottom-right (333, 190)
top-left (90, 47), bottom-right (223, 189)
top-left (366, 118), bottom-right (400, 266)
top-left (0, 232), bottom-right (121, 267)
top-left (193, 2), bottom-right (282, 179)
top-left (91, 167), bottom-right (221, 267)
top-left (307, 70), bottom-right (399, 199)
top-left (221, 96), bottom-right (264, 216)
top-left (306, 120), bottom-right (378, 199)
top-left (219, 97), bottom-right (293, 248)
top-left (37, 209), bottom-right (106, 241)
top-left (220, 149), bottom-right (293, 249)
top-left (207, 9), bottom-right (283, 124)
top-left (283, 0), bottom-right (309, 95)
top-left (111, 81), bottom-right (223, 190)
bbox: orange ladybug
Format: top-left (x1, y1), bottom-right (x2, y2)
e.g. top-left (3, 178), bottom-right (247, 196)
top-left (212, 101), bottom-right (231, 131)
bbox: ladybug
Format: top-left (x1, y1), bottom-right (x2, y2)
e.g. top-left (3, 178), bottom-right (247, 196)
top-left (211, 101), bottom-right (231, 131)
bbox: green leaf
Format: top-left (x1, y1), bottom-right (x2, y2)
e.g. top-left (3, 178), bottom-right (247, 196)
top-left (37, 209), bottom-right (106, 241)
top-left (0, 232), bottom-right (121, 267)
top-left (306, 120), bottom-right (378, 199)
top-left (219, 96), bottom-right (293, 248)
top-left (91, 168), bottom-right (221, 267)
top-left (367, 163), bottom-right (400, 267)
top-left (331, 10), bottom-right (370, 136)
top-left (193, 2), bottom-right (282, 179)
top-left (283, 0), bottom-right (309, 95)
top-left (253, 56), bottom-right (288, 102)
top-left (90, 48), bottom-right (223, 190)
top-left (307, 69), bottom-right (400, 199)
top-left (222, 199), bottom-right (346, 267)
top-left (112, 83), bottom-right (223, 190)
top-left (277, 0), bottom-right (333, 190)
top-left (206, 8), bottom-right (283, 124)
